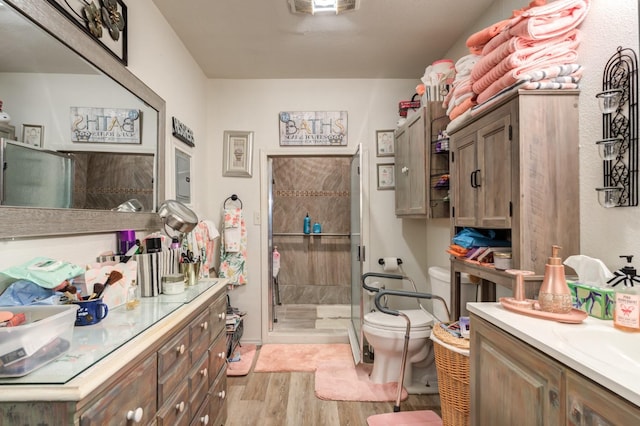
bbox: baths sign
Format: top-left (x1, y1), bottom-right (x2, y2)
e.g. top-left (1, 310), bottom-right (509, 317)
top-left (70, 107), bottom-right (141, 144)
top-left (279, 111), bottom-right (347, 146)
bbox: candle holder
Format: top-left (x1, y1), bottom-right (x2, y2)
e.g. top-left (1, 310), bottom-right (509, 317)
top-left (595, 89), bottom-right (623, 114)
top-left (596, 186), bottom-right (623, 208)
top-left (596, 137), bottom-right (622, 161)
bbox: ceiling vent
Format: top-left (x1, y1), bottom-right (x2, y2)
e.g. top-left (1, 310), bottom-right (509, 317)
top-left (288, 0), bottom-right (360, 15)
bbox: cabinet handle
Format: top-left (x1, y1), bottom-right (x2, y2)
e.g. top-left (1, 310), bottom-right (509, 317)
top-left (176, 344), bottom-right (185, 355)
top-left (126, 407), bottom-right (143, 423)
top-left (200, 321), bottom-right (208, 331)
top-left (175, 401), bottom-right (185, 413)
top-left (218, 351), bottom-right (226, 359)
top-left (470, 171), bottom-right (475, 188)
top-left (199, 414), bottom-right (210, 425)
top-left (401, 166), bottom-right (409, 175)
top-left (218, 389), bottom-right (226, 400)
top-left (549, 390), bottom-right (559, 408)
top-left (218, 312), bottom-right (226, 320)
top-left (201, 367), bottom-right (208, 378)
top-left (474, 169), bottom-right (481, 187)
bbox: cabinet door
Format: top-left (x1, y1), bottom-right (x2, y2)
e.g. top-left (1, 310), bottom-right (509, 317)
top-left (406, 112), bottom-right (427, 215)
top-left (451, 129), bottom-right (477, 227)
top-left (476, 113), bottom-right (512, 228)
top-left (394, 123), bottom-right (411, 215)
top-left (471, 316), bottom-right (563, 426)
top-left (566, 370), bottom-right (640, 425)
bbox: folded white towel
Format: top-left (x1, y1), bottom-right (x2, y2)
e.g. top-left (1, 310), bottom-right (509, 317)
top-left (202, 219), bottom-right (220, 240)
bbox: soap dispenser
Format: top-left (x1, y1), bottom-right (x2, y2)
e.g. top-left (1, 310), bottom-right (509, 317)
top-left (303, 213), bottom-right (311, 234)
top-left (538, 245), bottom-right (572, 313)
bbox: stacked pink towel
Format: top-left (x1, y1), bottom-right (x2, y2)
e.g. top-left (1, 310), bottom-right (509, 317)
top-left (470, 0), bottom-right (590, 107)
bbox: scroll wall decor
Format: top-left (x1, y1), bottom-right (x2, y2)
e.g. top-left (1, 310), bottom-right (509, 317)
top-left (46, 0), bottom-right (128, 65)
top-left (597, 46), bottom-right (638, 207)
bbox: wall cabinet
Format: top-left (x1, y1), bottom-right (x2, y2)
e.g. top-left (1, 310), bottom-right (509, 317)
top-left (0, 282), bottom-right (228, 426)
top-left (471, 315), bottom-right (640, 425)
top-left (394, 102), bottom-right (450, 218)
top-left (449, 91), bottom-right (580, 317)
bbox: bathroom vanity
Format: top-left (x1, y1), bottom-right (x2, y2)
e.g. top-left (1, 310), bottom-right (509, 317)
top-left (468, 303), bottom-right (640, 425)
top-left (0, 279), bottom-right (228, 425)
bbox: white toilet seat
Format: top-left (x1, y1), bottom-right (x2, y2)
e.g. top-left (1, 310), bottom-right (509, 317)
top-left (364, 309), bottom-right (434, 331)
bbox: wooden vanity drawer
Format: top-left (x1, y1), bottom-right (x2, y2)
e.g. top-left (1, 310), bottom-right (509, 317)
top-left (156, 381), bottom-right (190, 426)
top-left (208, 333), bottom-right (227, 387)
top-left (208, 368), bottom-right (227, 424)
top-left (209, 292), bottom-right (227, 343)
top-left (158, 327), bottom-right (191, 405)
top-left (80, 354), bottom-right (157, 425)
top-left (190, 309), bottom-right (211, 363)
top-left (189, 353), bottom-right (210, 412)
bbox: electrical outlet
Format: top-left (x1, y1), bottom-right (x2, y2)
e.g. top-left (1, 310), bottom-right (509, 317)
top-left (253, 211), bottom-right (261, 225)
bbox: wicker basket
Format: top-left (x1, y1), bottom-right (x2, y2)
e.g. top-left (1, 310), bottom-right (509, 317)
top-left (431, 323), bottom-right (470, 426)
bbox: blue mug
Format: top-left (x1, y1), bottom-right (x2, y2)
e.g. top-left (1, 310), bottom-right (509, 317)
top-left (73, 298), bottom-right (109, 326)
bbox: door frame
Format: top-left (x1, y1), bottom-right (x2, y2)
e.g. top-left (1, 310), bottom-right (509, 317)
top-left (259, 148), bottom-right (370, 344)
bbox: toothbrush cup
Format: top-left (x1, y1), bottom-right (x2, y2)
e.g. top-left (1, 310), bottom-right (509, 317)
top-left (73, 298), bottom-right (109, 326)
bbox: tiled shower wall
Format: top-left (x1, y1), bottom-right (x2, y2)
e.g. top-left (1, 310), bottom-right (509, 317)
top-left (272, 156), bottom-right (351, 305)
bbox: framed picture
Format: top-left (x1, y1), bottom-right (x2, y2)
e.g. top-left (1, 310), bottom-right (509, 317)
top-left (376, 130), bottom-right (395, 157)
top-left (45, 0), bottom-right (128, 65)
top-left (377, 163), bottom-right (395, 190)
top-left (223, 131), bottom-right (254, 177)
top-left (22, 124), bottom-right (44, 147)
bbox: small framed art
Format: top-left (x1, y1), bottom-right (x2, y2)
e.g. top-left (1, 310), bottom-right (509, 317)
top-left (22, 124), bottom-right (44, 147)
top-left (223, 130), bottom-right (254, 177)
top-left (376, 130), bottom-right (395, 157)
top-left (377, 163), bottom-right (395, 190)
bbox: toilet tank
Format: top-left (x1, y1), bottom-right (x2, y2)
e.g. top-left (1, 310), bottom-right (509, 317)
top-left (428, 266), bottom-right (473, 322)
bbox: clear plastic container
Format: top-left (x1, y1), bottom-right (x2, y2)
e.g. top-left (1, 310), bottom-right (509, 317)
top-left (0, 305), bottom-right (78, 377)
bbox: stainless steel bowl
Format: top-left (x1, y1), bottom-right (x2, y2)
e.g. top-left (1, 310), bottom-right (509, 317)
top-left (158, 200), bottom-right (198, 234)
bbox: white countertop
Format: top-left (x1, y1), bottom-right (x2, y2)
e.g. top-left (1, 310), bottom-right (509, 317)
top-left (0, 278), bottom-right (227, 401)
top-left (468, 302), bottom-right (640, 407)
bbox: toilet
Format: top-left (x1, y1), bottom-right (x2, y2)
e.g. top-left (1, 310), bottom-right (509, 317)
top-left (363, 308), bottom-right (437, 394)
top-left (428, 266), bottom-right (474, 321)
top-left (362, 266), bottom-right (475, 394)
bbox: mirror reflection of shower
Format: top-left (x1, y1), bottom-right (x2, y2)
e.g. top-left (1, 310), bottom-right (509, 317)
top-left (269, 155), bottom-right (353, 333)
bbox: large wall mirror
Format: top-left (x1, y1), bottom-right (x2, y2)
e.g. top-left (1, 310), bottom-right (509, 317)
top-left (0, 0), bottom-right (165, 238)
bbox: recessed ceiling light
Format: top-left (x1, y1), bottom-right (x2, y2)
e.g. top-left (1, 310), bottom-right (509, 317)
top-left (288, 0), bottom-right (360, 16)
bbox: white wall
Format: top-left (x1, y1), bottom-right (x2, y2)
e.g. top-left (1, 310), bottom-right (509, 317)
top-left (205, 79), bottom-right (428, 343)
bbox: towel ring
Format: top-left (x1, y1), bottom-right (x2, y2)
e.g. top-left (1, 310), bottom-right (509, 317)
top-left (224, 194), bottom-right (243, 209)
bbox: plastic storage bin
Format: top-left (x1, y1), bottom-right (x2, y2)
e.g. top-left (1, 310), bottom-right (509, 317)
top-left (0, 305), bottom-right (78, 377)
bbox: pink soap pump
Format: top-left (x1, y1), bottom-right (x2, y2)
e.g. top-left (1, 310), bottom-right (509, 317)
top-left (537, 245), bottom-right (572, 314)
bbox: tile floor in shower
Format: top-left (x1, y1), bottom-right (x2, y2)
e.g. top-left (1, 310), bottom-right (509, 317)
top-left (272, 304), bottom-right (352, 331)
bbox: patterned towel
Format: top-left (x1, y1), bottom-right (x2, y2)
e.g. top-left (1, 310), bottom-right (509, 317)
top-left (219, 207), bottom-right (247, 286)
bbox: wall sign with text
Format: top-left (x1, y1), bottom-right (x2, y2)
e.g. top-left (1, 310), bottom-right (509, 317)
top-left (172, 117), bottom-right (195, 147)
top-left (279, 111), bottom-right (347, 146)
top-left (70, 107), bottom-right (141, 144)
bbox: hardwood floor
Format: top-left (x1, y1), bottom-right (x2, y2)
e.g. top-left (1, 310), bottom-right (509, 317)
top-left (225, 346), bottom-right (442, 426)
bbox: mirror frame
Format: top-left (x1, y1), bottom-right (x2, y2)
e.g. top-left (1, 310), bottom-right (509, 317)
top-left (0, 0), bottom-right (165, 239)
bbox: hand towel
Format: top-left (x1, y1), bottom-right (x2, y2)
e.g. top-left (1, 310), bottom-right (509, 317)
top-left (219, 207), bottom-right (248, 286)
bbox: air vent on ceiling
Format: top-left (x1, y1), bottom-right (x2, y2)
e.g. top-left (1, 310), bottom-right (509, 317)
top-left (288, 0), bottom-right (360, 15)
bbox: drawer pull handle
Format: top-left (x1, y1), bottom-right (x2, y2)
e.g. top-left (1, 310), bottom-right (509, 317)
top-left (126, 407), bottom-right (143, 423)
top-left (201, 321), bottom-right (208, 330)
top-left (218, 351), bottom-right (225, 359)
top-left (218, 312), bottom-right (226, 320)
top-left (176, 344), bottom-right (185, 355)
top-left (401, 166), bottom-right (409, 175)
top-left (200, 414), bottom-right (210, 425)
top-left (218, 389), bottom-right (226, 400)
top-left (201, 367), bottom-right (208, 378)
top-left (175, 401), bottom-right (185, 413)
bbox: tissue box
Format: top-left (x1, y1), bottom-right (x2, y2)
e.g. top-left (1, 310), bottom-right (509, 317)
top-left (567, 281), bottom-right (615, 320)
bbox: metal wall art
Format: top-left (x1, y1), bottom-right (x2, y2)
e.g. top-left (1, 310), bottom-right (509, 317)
top-left (46, 0), bottom-right (128, 65)
top-left (596, 46), bottom-right (638, 207)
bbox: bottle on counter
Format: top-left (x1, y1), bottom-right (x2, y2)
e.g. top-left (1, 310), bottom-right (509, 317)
top-left (614, 284), bottom-right (640, 332)
top-left (538, 245), bottom-right (572, 314)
